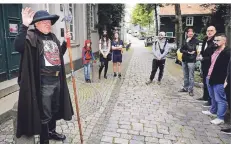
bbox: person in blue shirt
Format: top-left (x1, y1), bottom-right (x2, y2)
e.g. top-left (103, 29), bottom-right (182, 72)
top-left (111, 32), bottom-right (123, 78)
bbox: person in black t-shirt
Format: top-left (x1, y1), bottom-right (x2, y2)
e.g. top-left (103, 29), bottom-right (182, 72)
top-left (14, 8), bottom-right (73, 144)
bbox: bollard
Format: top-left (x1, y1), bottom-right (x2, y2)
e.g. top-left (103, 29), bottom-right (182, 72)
top-left (12, 102), bottom-right (35, 144)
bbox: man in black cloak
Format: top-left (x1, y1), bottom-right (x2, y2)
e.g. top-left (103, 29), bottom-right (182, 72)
top-left (14, 7), bottom-right (74, 144)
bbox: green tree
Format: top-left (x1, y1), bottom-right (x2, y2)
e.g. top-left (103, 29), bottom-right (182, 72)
top-left (131, 4), bottom-right (153, 28)
top-left (97, 4), bottom-right (125, 39)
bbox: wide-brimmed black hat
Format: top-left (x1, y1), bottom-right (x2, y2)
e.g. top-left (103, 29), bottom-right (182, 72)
top-left (30, 10), bottom-right (59, 25)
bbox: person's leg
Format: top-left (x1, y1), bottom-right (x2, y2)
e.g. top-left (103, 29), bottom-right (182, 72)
top-left (99, 61), bottom-right (104, 79)
top-left (87, 63), bottom-right (91, 82)
top-left (225, 82), bottom-right (230, 111)
top-left (158, 59), bottom-right (166, 82)
top-left (207, 78), bottom-right (217, 115)
top-left (40, 78), bottom-right (55, 143)
top-left (188, 62), bottom-right (195, 95)
top-left (214, 84), bottom-right (227, 120)
top-left (118, 62), bottom-right (121, 78)
top-left (150, 59), bottom-right (158, 81)
top-left (84, 64), bottom-right (88, 82)
top-left (48, 79), bottom-right (66, 140)
top-left (180, 62), bottom-right (189, 91)
top-left (104, 59), bottom-right (109, 78)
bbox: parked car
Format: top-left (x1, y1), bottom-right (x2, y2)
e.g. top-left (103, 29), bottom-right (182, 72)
top-left (132, 31), bottom-right (139, 37)
top-left (138, 34), bottom-right (145, 40)
top-left (127, 29), bottom-right (132, 34)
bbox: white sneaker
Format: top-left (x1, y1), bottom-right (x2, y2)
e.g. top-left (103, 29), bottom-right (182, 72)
top-left (202, 110), bottom-right (216, 117)
top-left (210, 118), bottom-right (224, 125)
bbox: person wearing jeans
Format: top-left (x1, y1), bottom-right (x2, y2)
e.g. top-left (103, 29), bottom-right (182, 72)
top-left (82, 40), bottom-right (95, 83)
top-left (179, 28), bottom-right (200, 96)
top-left (202, 34), bottom-right (230, 125)
top-left (196, 26), bottom-right (217, 108)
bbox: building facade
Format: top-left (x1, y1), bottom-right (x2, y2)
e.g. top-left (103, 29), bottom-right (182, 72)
top-left (0, 4), bottom-right (99, 82)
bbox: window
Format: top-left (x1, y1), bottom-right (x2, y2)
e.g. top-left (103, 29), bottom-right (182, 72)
top-left (90, 4), bottom-right (96, 30)
top-left (166, 32), bottom-right (173, 37)
top-left (186, 17), bottom-right (194, 26)
top-left (69, 4), bottom-right (75, 40)
top-left (45, 3), bottom-right (49, 12)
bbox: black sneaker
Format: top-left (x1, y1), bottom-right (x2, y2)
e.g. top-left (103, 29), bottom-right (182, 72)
top-left (104, 75), bottom-right (107, 79)
top-left (118, 73), bottom-right (121, 78)
top-left (114, 73), bottom-right (117, 77)
top-left (196, 97), bottom-right (207, 102)
top-left (49, 131), bottom-right (66, 141)
top-left (189, 91), bottom-right (194, 96)
top-left (178, 88), bottom-right (188, 92)
top-left (221, 128), bottom-right (231, 135)
top-left (202, 102), bottom-right (211, 108)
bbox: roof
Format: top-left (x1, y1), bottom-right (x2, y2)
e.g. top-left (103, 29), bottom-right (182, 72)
top-left (159, 4), bottom-right (215, 16)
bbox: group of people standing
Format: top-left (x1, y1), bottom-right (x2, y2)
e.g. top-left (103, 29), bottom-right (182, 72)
top-left (178, 26), bottom-right (230, 127)
top-left (81, 30), bottom-right (124, 83)
top-left (146, 26), bottom-right (231, 133)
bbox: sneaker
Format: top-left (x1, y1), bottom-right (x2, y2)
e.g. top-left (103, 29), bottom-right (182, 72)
top-left (104, 75), bottom-right (107, 79)
top-left (189, 91), bottom-right (194, 96)
top-left (145, 80), bottom-right (152, 85)
top-left (118, 73), bottom-right (121, 78)
top-left (221, 128), bottom-right (231, 134)
top-left (202, 102), bottom-right (211, 108)
top-left (202, 110), bottom-right (216, 117)
top-left (157, 81), bottom-right (161, 85)
top-left (114, 73), bottom-right (117, 77)
top-left (210, 118), bottom-right (224, 125)
top-left (196, 97), bottom-right (207, 102)
top-left (178, 88), bottom-right (188, 92)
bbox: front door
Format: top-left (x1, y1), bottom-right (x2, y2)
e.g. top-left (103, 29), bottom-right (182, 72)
top-left (0, 4), bottom-right (22, 82)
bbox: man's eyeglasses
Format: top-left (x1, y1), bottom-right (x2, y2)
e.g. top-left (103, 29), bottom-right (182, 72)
top-left (213, 40), bottom-right (221, 42)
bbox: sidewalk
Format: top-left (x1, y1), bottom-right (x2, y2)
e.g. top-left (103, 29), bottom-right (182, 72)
top-left (0, 48), bottom-right (134, 144)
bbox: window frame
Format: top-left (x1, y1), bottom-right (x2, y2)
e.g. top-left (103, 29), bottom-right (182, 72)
top-left (186, 16), bottom-right (194, 26)
top-left (68, 4), bottom-right (75, 41)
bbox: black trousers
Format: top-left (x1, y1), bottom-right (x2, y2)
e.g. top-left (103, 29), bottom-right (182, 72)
top-left (40, 76), bottom-right (60, 141)
top-left (149, 59), bottom-right (166, 81)
top-left (99, 55), bottom-right (109, 77)
top-left (201, 62), bottom-right (211, 104)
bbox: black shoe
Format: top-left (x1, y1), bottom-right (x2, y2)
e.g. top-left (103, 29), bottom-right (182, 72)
top-left (178, 88), bottom-right (188, 92)
top-left (104, 75), bottom-right (107, 79)
top-left (40, 139), bottom-right (49, 144)
top-left (114, 73), bottom-right (117, 77)
top-left (146, 80), bottom-right (152, 85)
top-left (49, 131), bottom-right (66, 141)
top-left (202, 102), bottom-right (211, 108)
top-left (99, 74), bottom-right (101, 80)
top-left (196, 97), bottom-right (207, 102)
top-left (189, 91), bottom-right (194, 96)
top-left (221, 128), bottom-right (231, 134)
top-left (118, 73), bottom-right (121, 78)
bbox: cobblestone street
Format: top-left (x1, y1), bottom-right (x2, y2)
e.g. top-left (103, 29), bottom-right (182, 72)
top-left (0, 35), bottom-right (231, 144)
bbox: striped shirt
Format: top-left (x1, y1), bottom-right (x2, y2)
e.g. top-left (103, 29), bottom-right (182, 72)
top-left (207, 49), bottom-right (222, 78)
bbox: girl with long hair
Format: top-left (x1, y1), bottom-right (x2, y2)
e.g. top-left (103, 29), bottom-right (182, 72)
top-left (99, 30), bottom-right (111, 79)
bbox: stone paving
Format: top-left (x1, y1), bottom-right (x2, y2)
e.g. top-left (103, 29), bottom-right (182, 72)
top-left (1, 35), bottom-right (231, 144)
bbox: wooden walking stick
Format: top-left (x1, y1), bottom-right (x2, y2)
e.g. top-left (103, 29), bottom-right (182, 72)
top-left (62, 9), bottom-right (84, 144)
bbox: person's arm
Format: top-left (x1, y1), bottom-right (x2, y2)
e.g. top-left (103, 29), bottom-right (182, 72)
top-left (82, 48), bottom-right (85, 64)
top-left (99, 39), bottom-right (105, 55)
top-left (91, 50), bottom-right (95, 61)
top-left (105, 39), bottom-right (111, 56)
top-left (160, 43), bottom-right (170, 59)
top-left (180, 43), bottom-right (188, 54)
top-left (152, 42), bottom-right (160, 59)
top-left (14, 24), bottom-right (29, 53)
